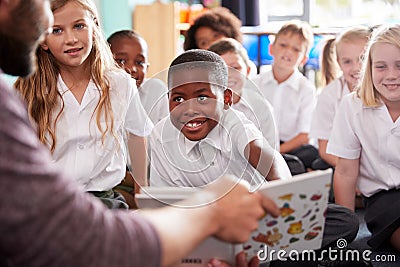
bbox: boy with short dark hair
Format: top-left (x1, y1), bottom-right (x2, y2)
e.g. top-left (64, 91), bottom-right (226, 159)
top-left (107, 30), bottom-right (168, 124)
top-left (150, 49), bottom-right (291, 188)
top-left (150, 50), bottom-right (362, 267)
top-left (107, 30), bottom-right (169, 207)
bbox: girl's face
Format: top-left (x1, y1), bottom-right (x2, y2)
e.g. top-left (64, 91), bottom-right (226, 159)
top-left (109, 36), bottom-right (148, 88)
top-left (371, 42), bottom-right (400, 106)
top-left (220, 51), bottom-right (249, 103)
top-left (195, 27), bottom-right (225, 50)
top-left (41, 1), bottom-right (94, 70)
top-left (336, 39), bottom-right (367, 90)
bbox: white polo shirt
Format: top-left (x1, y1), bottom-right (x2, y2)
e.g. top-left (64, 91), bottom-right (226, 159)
top-left (327, 92), bottom-right (400, 197)
top-left (310, 76), bottom-right (350, 140)
top-left (149, 108), bottom-right (268, 188)
top-left (51, 71), bottom-right (153, 191)
top-left (232, 87), bottom-right (278, 150)
top-left (252, 69), bottom-right (317, 142)
top-left (139, 78), bottom-right (169, 124)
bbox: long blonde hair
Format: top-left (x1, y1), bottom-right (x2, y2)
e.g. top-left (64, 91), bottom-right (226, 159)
top-left (357, 24), bottom-right (400, 107)
top-left (15, 0), bottom-right (119, 152)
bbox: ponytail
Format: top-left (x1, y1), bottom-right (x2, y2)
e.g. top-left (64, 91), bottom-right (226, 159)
top-left (320, 37), bottom-right (340, 87)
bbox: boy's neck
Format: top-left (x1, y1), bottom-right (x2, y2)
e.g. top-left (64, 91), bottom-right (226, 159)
top-left (272, 66), bottom-right (295, 84)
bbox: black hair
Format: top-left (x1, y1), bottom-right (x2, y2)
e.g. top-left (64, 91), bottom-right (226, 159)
top-left (183, 7), bottom-right (242, 50)
top-left (168, 49), bottom-right (228, 89)
top-left (107, 29), bottom-right (142, 44)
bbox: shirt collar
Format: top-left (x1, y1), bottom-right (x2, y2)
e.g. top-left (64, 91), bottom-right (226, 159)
top-left (262, 69), bottom-right (301, 91)
top-left (56, 74), bottom-right (99, 94)
top-left (279, 70), bottom-right (302, 91)
top-left (346, 91), bottom-right (384, 111)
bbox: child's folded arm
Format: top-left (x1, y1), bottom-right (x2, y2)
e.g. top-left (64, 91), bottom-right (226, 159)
top-left (244, 138), bottom-right (291, 182)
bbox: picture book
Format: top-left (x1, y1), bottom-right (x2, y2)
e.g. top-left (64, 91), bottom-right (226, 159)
top-left (137, 169), bottom-right (332, 266)
top-left (238, 169), bottom-right (332, 262)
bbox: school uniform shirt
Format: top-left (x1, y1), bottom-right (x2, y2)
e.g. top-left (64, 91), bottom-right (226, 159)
top-left (327, 92), bottom-right (400, 197)
top-left (232, 87), bottom-right (279, 150)
top-left (253, 69), bottom-right (317, 142)
top-left (139, 78), bottom-right (169, 124)
top-left (149, 108), bottom-right (268, 188)
top-left (310, 76), bottom-right (350, 140)
top-left (0, 73), bottom-right (161, 267)
top-left (51, 70), bottom-right (153, 191)
top-left (248, 60), bottom-right (258, 79)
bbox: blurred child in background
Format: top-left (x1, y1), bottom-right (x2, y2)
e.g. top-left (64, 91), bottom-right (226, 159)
top-left (108, 30), bottom-right (168, 125)
top-left (311, 26), bottom-right (370, 170)
top-left (108, 30), bottom-right (169, 207)
top-left (184, 7), bottom-right (242, 51)
top-left (208, 37), bottom-right (279, 149)
top-left (252, 20), bottom-right (318, 174)
top-left (184, 7), bottom-right (257, 76)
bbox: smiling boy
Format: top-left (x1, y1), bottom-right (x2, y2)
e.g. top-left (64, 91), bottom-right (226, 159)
top-left (149, 49), bottom-right (291, 188)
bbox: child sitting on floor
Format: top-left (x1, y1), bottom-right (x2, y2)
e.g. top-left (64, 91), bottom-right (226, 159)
top-left (252, 20), bottom-right (318, 174)
top-left (149, 49), bottom-right (291, 188)
top-left (310, 26), bottom-right (370, 170)
top-left (328, 24), bottom-right (400, 251)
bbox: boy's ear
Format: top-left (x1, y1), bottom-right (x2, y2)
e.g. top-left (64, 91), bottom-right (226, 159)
top-left (269, 43), bottom-right (274, 57)
top-left (246, 65), bottom-right (251, 76)
top-left (299, 54), bottom-right (309, 67)
top-left (223, 88), bottom-right (233, 108)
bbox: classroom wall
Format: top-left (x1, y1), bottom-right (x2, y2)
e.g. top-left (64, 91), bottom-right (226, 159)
top-left (98, 0), bottom-right (170, 38)
top-left (0, 0), bottom-right (162, 86)
top-left (98, 0), bottom-right (131, 38)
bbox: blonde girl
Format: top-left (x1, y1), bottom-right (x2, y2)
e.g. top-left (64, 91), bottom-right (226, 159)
top-left (15, 0), bottom-right (152, 209)
top-left (327, 24), bottom-right (400, 251)
top-left (310, 26), bottom-right (370, 169)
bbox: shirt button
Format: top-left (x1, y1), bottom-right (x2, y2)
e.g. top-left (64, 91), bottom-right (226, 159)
top-left (78, 144), bottom-right (85, 150)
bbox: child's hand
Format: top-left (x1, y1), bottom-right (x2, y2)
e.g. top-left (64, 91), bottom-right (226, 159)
top-left (208, 252), bottom-right (259, 267)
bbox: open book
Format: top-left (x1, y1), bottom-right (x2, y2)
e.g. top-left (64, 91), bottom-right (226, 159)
top-left (137, 169), bottom-right (332, 266)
